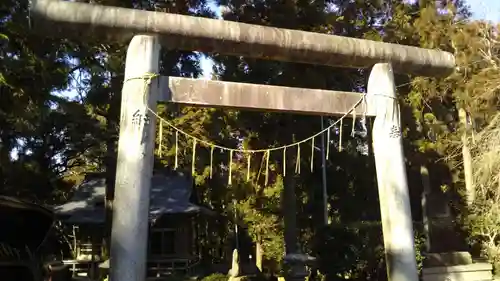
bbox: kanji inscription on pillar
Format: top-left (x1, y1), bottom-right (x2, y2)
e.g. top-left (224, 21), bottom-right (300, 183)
top-left (132, 109), bottom-right (151, 127)
top-left (389, 124), bottom-right (401, 138)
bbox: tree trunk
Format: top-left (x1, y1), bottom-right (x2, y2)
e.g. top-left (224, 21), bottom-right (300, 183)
top-left (105, 135), bottom-right (116, 219)
top-left (367, 117), bottom-right (373, 157)
top-left (283, 161), bottom-right (298, 255)
top-left (420, 165), bottom-right (431, 253)
top-left (104, 75), bottom-right (121, 255)
top-left (104, 116), bottom-right (117, 257)
top-left (459, 107), bottom-right (474, 205)
top-left (256, 236), bottom-right (263, 272)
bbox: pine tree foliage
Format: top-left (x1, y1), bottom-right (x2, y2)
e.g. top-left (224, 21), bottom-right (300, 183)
top-left (3, 0), bottom-right (500, 278)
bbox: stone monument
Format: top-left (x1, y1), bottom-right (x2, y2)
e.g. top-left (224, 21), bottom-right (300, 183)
top-left (228, 248), bottom-right (240, 281)
top-left (420, 166), bottom-right (493, 281)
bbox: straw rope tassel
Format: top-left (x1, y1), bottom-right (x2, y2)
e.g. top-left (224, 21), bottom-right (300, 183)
top-left (326, 128), bottom-right (330, 160)
top-left (339, 119), bottom-right (343, 152)
top-left (144, 85), bottom-right (364, 156)
top-left (158, 120), bottom-right (163, 157)
top-left (246, 153), bottom-right (251, 182)
top-left (191, 139), bottom-right (197, 175)
top-left (228, 150), bottom-right (233, 185)
top-left (209, 146), bottom-right (214, 179)
top-left (351, 108), bottom-right (356, 137)
top-left (174, 131), bottom-right (179, 169)
top-left (137, 71), bottom-right (367, 177)
top-left (295, 144), bottom-right (301, 174)
top-left (131, 74), bottom-right (368, 186)
top-left (265, 150), bottom-right (270, 186)
top-left (283, 147), bottom-right (286, 177)
top-left (310, 137), bottom-right (315, 172)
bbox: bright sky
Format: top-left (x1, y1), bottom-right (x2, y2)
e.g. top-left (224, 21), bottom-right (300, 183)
top-left (468, 0), bottom-right (500, 22)
top-left (199, 1), bottom-right (220, 79)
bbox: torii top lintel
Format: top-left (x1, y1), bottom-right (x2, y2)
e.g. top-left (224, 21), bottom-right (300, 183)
top-left (30, 0), bottom-right (455, 77)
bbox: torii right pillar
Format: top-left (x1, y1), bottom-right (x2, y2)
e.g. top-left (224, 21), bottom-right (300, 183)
top-left (369, 63), bottom-right (419, 281)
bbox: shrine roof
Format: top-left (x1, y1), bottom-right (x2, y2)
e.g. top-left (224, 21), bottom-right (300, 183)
top-left (54, 172), bottom-right (212, 224)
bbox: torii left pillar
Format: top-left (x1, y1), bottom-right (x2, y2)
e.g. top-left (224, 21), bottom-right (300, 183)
top-left (111, 35), bottom-right (161, 281)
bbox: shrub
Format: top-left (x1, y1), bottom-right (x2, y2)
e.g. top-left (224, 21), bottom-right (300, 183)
top-left (202, 273), bottom-right (228, 281)
top-left (314, 222), bottom-right (425, 281)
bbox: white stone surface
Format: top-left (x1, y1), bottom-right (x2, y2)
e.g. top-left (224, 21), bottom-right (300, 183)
top-left (369, 63), bottom-right (418, 281)
top-left (110, 35), bottom-right (161, 281)
top-left (422, 263), bottom-right (493, 281)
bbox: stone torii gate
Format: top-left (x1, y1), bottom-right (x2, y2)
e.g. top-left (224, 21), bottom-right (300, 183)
top-left (29, 1), bottom-right (455, 281)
